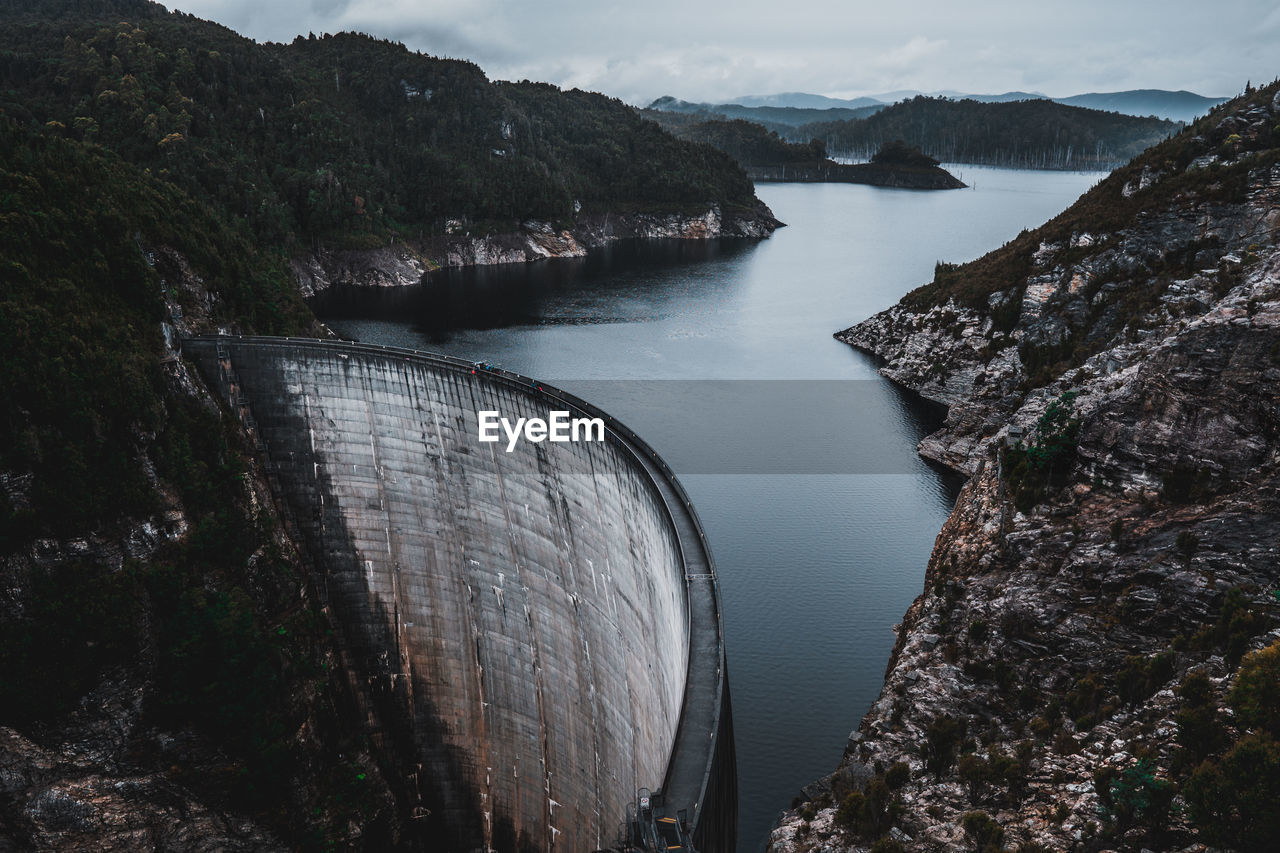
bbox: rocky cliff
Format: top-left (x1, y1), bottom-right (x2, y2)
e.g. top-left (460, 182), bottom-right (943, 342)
top-left (291, 201), bottom-right (782, 296)
top-left (770, 83), bottom-right (1280, 852)
top-left (1, 225), bottom-right (400, 849)
top-left (0, 341), bottom-right (397, 851)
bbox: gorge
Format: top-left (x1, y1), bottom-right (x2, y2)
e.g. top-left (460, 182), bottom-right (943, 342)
top-left (4, 4), bottom-right (1274, 852)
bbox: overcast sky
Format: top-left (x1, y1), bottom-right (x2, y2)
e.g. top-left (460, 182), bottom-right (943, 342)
top-left (170, 0), bottom-right (1279, 105)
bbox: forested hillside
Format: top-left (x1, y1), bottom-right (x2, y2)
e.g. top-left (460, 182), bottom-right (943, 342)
top-left (639, 116), bottom-right (964, 188)
top-left (646, 95), bottom-right (883, 129)
top-left (796, 96), bottom-right (1180, 169)
top-left (646, 116), bottom-right (828, 166)
top-left (0, 109), bottom-right (385, 848)
top-left (0, 117), bottom-right (312, 539)
top-left (0, 0), bottom-right (757, 253)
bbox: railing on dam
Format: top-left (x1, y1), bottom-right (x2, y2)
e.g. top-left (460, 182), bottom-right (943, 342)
top-left (182, 335), bottom-right (735, 853)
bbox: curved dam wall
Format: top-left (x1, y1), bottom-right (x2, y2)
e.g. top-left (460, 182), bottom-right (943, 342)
top-left (184, 336), bottom-right (733, 853)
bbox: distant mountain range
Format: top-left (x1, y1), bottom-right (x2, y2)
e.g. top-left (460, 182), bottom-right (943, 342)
top-left (652, 88), bottom-right (1229, 125)
top-left (646, 96), bottom-right (881, 130)
top-left (1052, 90), bottom-right (1227, 123)
top-left (729, 92), bottom-right (884, 110)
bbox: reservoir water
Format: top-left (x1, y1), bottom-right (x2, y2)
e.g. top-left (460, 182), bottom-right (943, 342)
top-left (310, 166), bottom-right (1103, 851)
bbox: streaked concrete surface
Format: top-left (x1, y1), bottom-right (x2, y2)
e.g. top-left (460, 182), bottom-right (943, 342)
top-left (185, 337), bottom-right (733, 853)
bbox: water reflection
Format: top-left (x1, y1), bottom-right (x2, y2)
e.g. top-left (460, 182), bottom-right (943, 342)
top-left (309, 237), bottom-right (761, 342)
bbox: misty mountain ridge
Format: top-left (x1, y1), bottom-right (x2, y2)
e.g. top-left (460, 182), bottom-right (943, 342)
top-left (652, 88), bottom-right (1228, 125)
top-left (729, 92), bottom-right (884, 109)
top-left (1054, 89), bottom-right (1229, 122)
top-left (928, 89), bottom-right (1226, 122)
top-left (646, 96), bottom-right (882, 130)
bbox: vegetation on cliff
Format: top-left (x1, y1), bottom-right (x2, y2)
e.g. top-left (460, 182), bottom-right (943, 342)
top-left (805, 80), bottom-right (1280, 853)
top-left (797, 95), bottom-right (1180, 170)
top-left (1183, 641), bottom-right (1280, 849)
top-left (900, 80), bottom-right (1280, 385)
top-left (1000, 391), bottom-right (1081, 512)
top-left (0, 107), bottom-right (397, 846)
top-left (0, 117), bottom-right (310, 538)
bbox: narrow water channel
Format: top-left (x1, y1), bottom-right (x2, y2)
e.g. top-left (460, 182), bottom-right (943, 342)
top-left (311, 167), bottom-right (1103, 850)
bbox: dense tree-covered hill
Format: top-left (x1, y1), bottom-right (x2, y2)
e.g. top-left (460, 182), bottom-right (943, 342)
top-left (795, 96), bottom-right (1181, 170)
top-left (646, 95), bottom-right (884, 129)
top-left (0, 0), bottom-right (759, 253)
top-left (640, 115), bottom-right (964, 188)
top-left (0, 109), bottom-right (376, 848)
top-left (644, 115), bottom-right (829, 166)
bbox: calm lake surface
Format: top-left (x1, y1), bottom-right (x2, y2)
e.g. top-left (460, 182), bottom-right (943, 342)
top-left (311, 166), bottom-right (1103, 851)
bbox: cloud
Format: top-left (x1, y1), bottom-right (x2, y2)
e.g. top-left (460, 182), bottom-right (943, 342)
top-left (169, 0), bottom-right (1273, 103)
top-left (1262, 4), bottom-right (1280, 31)
top-left (881, 36), bottom-right (947, 70)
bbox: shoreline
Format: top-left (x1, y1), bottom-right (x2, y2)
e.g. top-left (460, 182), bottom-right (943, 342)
top-left (746, 162), bottom-right (966, 189)
top-left (290, 201), bottom-right (784, 297)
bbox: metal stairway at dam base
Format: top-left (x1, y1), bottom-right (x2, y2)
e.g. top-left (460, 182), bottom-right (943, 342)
top-left (183, 335), bottom-right (735, 853)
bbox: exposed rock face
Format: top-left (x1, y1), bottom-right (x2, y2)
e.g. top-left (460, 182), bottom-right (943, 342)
top-left (293, 201), bottom-right (783, 295)
top-left (575, 201), bottom-right (783, 242)
top-left (0, 432), bottom-right (294, 850)
top-left (1, 695), bottom-right (281, 852)
top-left (291, 244), bottom-right (430, 298)
top-left (0, 253), bottom-right (395, 851)
top-left (441, 219), bottom-right (589, 267)
top-left (837, 157), bottom-right (1280, 474)
top-left (773, 86), bottom-right (1280, 852)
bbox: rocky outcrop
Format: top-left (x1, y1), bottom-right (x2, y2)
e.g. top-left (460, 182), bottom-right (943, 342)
top-left (438, 219), bottom-right (588, 268)
top-left (292, 201), bottom-right (783, 295)
top-left (291, 244), bottom-right (431, 298)
top-left (574, 200), bottom-right (783, 242)
top-left (838, 155), bottom-right (1280, 475)
top-left (0, 690), bottom-right (282, 852)
top-left (0, 252), bottom-right (395, 851)
top-left (773, 84), bottom-right (1280, 853)
top-left (0, 409), bottom-right (292, 851)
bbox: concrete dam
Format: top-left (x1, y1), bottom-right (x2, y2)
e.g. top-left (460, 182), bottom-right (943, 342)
top-left (184, 336), bottom-right (734, 853)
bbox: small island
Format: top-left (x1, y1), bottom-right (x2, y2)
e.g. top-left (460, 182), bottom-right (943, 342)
top-left (642, 114), bottom-right (966, 189)
top-left (746, 139), bottom-right (967, 189)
